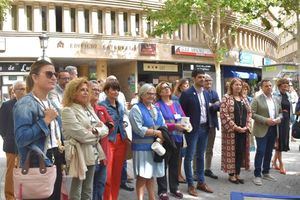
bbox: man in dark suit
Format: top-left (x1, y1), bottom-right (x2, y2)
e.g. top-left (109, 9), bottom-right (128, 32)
top-left (179, 69), bottom-right (213, 197)
top-left (0, 81), bottom-right (26, 200)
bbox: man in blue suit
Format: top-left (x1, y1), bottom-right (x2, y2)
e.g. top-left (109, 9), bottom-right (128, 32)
top-left (179, 69), bottom-right (213, 197)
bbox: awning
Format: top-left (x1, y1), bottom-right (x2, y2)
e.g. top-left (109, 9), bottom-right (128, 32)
top-left (231, 70), bottom-right (258, 80)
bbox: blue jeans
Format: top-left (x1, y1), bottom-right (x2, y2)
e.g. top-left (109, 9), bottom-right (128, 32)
top-left (184, 125), bottom-right (209, 186)
top-left (121, 161), bottom-right (127, 184)
top-left (93, 163), bottom-right (107, 200)
top-left (254, 126), bottom-right (277, 177)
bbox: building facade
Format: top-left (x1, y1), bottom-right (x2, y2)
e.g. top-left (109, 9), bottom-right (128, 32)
top-left (0, 0), bottom-right (278, 101)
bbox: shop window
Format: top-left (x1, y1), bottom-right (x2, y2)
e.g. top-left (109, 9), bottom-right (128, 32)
top-left (41, 6), bottom-right (47, 31)
top-left (26, 6), bottom-right (32, 31)
top-left (70, 8), bottom-right (76, 32)
top-left (84, 9), bottom-right (89, 33)
top-left (178, 25), bottom-right (181, 40)
top-left (55, 6), bottom-right (62, 32)
top-left (135, 14), bottom-right (140, 35)
top-left (146, 21), bottom-right (151, 35)
top-left (123, 12), bottom-right (128, 33)
top-left (98, 10), bottom-right (103, 33)
top-left (111, 11), bottom-right (116, 34)
top-left (9, 76), bottom-right (17, 81)
top-left (11, 5), bottom-right (17, 30)
top-left (187, 24), bottom-right (191, 40)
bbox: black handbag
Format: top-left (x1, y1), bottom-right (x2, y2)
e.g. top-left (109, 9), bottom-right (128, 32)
top-left (292, 116), bottom-right (300, 139)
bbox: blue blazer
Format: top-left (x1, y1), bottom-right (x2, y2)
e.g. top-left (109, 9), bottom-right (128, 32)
top-left (207, 89), bottom-right (220, 130)
top-left (179, 86), bottom-right (211, 133)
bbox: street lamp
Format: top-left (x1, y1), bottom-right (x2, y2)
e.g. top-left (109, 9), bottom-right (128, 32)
top-left (39, 32), bottom-right (49, 59)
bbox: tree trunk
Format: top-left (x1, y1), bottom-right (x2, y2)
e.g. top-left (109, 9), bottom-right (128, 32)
top-left (215, 60), bottom-right (222, 97)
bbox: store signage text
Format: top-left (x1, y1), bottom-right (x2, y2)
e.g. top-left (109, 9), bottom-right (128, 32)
top-left (140, 43), bottom-right (156, 55)
top-left (143, 63), bottom-right (178, 72)
top-left (172, 45), bottom-right (214, 57)
top-left (0, 63), bottom-right (32, 72)
top-left (57, 41), bottom-right (138, 51)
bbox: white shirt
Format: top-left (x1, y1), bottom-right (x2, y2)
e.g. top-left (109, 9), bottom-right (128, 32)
top-left (195, 87), bottom-right (207, 124)
top-left (263, 93), bottom-right (276, 119)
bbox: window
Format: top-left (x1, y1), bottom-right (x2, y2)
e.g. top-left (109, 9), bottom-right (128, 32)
top-left (97, 10), bottom-right (103, 33)
top-left (26, 6), bottom-right (32, 31)
top-left (111, 11), bottom-right (116, 34)
top-left (11, 5), bottom-right (17, 30)
top-left (147, 21), bottom-right (151, 35)
top-left (123, 12), bottom-right (128, 33)
top-left (84, 9), bottom-right (89, 33)
top-left (135, 14), bottom-right (140, 35)
top-left (55, 6), bottom-right (62, 32)
top-left (178, 25), bottom-right (181, 39)
top-left (41, 6), bottom-right (47, 31)
top-left (187, 24), bottom-right (191, 40)
top-left (70, 8), bottom-right (76, 32)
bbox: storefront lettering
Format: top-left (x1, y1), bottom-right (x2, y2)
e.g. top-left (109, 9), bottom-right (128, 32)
top-left (0, 63), bottom-right (32, 72)
top-left (70, 43), bottom-right (98, 49)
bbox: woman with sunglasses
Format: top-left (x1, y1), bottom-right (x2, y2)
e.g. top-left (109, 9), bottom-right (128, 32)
top-left (62, 78), bottom-right (108, 200)
top-left (155, 81), bottom-right (186, 200)
top-left (14, 60), bottom-right (65, 199)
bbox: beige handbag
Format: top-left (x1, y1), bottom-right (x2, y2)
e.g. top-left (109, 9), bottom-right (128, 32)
top-left (13, 149), bottom-right (57, 200)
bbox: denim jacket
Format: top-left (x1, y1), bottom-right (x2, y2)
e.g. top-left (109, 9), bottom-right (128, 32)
top-left (13, 93), bottom-right (62, 167)
top-left (100, 99), bottom-right (127, 142)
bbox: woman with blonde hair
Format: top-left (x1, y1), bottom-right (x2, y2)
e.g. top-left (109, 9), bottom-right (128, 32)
top-left (62, 77), bottom-right (108, 200)
top-left (220, 78), bottom-right (252, 184)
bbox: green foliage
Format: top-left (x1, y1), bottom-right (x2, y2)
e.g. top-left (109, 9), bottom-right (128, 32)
top-left (0, 0), bottom-right (12, 22)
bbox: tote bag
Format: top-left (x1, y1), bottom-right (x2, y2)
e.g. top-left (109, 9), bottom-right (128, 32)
top-left (13, 149), bottom-right (57, 200)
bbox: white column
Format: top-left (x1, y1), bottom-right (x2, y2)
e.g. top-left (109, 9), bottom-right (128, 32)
top-left (2, 8), bottom-right (12, 31)
top-left (18, 3), bottom-right (26, 31)
top-left (191, 24), bottom-right (197, 41)
top-left (48, 4), bottom-right (56, 32)
top-left (91, 8), bottom-right (98, 34)
top-left (63, 6), bottom-right (71, 33)
top-left (182, 24), bottom-right (188, 41)
top-left (33, 3), bottom-right (42, 32)
top-left (77, 7), bottom-right (84, 33)
top-left (104, 10), bottom-right (111, 35)
top-left (130, 12), bottom-right (136, 37)
top-left (118, 11), bottom-right (124, 36)
top-left (141, 14), bottom-right (148, 37)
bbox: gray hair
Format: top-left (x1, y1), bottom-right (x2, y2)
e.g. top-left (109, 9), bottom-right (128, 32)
top-left (106, 75), bottom-right (117, 81)
top-left (65, 66), bottom-right (77, 73)
top-left (138, 83), bottom-right (155, 101)
top-left (205, 74), bottom-right (212, 81)
top-left (13, 81), bottom-right (25, 89)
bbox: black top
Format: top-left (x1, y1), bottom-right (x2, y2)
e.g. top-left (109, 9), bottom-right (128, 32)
top-left (234, 99), bottom-right (247, 127)
top-left (281, 92), bottom-right (290, 119)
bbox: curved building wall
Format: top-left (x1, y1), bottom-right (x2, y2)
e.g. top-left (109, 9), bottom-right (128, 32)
top-left (0, 0), bottom-right (278, 100)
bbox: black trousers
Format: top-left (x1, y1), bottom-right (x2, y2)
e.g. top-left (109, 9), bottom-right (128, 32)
top-left (157, 142), bottom-right (181, 194)
top-left (235, 133), bottom-right (246, 175)
top-left (46, 147), bottom-right (65, 200)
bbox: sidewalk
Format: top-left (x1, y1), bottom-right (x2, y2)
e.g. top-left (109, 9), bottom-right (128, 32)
top-left (1, 132), bottom-right (300, 200)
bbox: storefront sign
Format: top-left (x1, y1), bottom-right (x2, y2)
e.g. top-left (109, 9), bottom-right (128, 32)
top-left (0, 62), bottom-right (32, 72)
top-left (182, 63), bottom-right (215, 72)
top-left (140, 43), bottom-right (156, 55)
top-left (143, 63), bottom-right (178, 72)
top-left (263, 57), bottom-right (272, 65)
top-left (239, 52), bottom-right (254, 65)
top-left (172, 45), bottom-right (214, 57)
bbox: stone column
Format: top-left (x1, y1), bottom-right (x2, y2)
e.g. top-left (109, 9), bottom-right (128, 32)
top-left (118, 11), bottom-right (124, 36)
top-left (77, 7), bottom-right (84, 33)
top-left (63, 5), bottom-right (71, 33)
top-left (18, 3), bottom-right (26, 31)
top-left (141, 14), bottom-right (148, 37)
top-left (91, 8), bottom-right (98, 34)
top-left (2, 8), bottom-right (12, 31)
top-left (33, 3), bottom-right (42, 32)
top-left (104, 10), bottom-right (111, 35)
top-left (96, 60), bottom-right (107, 80)
top-left (130, 12), bottom-right (136, 37)
top-left (48, 4), bottom-right (56, 32)
top-left (78, 64), bottom-right (89, 78)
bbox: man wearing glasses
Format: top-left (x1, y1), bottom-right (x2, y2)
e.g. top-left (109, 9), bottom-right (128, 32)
top-left (48, 70), bottom-right (70, 109)
top-left (0, 81), bottom-right (26, 200)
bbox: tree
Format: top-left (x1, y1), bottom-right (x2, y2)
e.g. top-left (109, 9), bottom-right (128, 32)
top-left (0, 0), bottom-right (13, 22)
top-left (241, 0), bottom-right (300, 63)
top-left (146, 0), bottom-right (250, 95)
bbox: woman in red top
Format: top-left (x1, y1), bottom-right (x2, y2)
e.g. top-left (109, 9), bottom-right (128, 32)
top-left (90, 80), bottom-right (114, 200)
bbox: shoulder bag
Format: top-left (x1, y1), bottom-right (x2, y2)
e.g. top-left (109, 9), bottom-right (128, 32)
top-left (13, 148), bottom-right (57, 199)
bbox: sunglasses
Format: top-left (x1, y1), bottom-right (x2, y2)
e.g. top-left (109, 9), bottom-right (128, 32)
top-left (42, 71), bottom-right (57, 79)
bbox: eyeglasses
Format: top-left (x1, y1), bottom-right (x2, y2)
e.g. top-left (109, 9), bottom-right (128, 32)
top-left (161, 85), bottom-right (171, 90)
top-left (146, 92), bottom-right (156, 96)
top-left (42, 71), bottom-right (57, 79)
top-left (14, 88), bottom-right (26, 91)
top-left (92, 88), bottom-right (101, 93)
top-left (59, 77), bottom-right (70, 81)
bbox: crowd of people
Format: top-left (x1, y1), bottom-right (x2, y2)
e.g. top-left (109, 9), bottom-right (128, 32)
top-left (0, 59), bottom-right (299, 200)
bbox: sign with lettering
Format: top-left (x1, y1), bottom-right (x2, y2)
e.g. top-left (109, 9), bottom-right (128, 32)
top-left (172, 45), bottom-right (214, 57)
top-left (239, 51), bottom-right (254, 65)
top-left (0, 63), bottom-right (32, 72)
top-left (140, 43), bottom-right (156, 55)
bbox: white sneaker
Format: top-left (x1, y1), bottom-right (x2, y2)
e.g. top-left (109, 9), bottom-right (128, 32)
top-left (263, 174), bottom-right (277, 182)
top-left (253, 177), bottom-right (262, 186)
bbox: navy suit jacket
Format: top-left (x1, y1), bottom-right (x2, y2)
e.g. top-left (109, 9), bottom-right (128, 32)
top-left (0, 99), bottom-right (17, 153)
top-left (207, 89), bottom-right (220, 130)
top-left (179, 86), bottom-right (211, 133)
